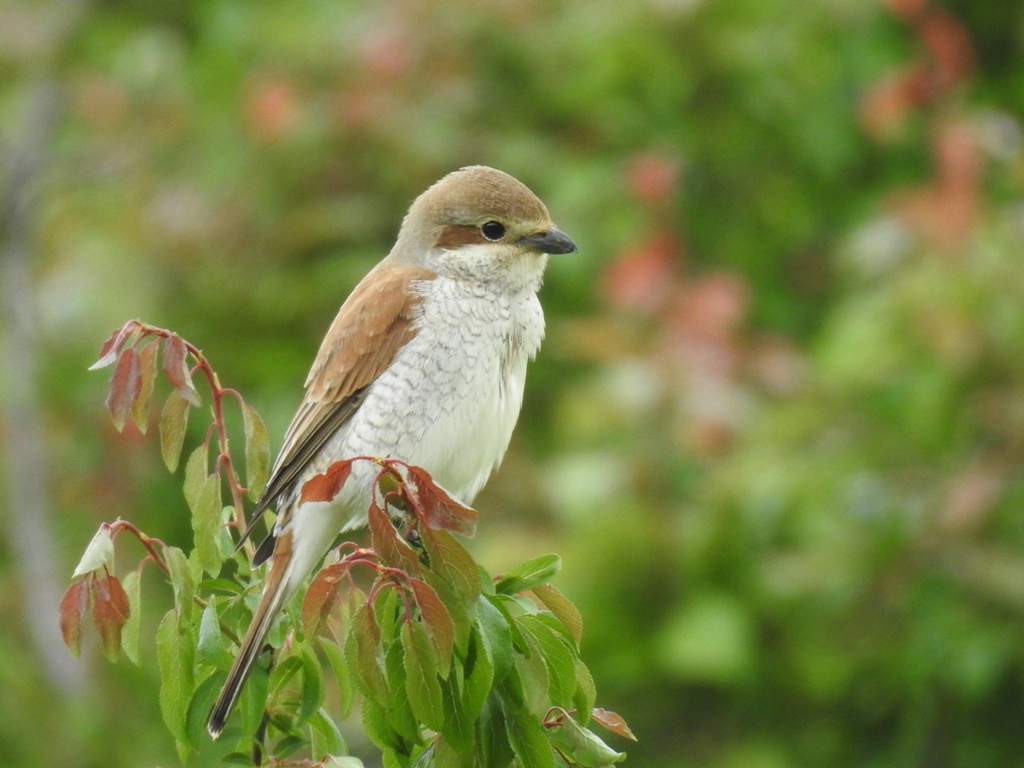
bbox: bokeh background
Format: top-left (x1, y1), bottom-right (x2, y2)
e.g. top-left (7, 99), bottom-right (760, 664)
top-left (3, 0), bottom-right (1024, 765)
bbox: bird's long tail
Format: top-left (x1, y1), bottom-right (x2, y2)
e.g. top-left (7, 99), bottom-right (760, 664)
top-left (207, 530), bottom-right (295, 738)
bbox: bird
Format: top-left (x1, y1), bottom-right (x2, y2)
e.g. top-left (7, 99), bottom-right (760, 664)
top-left (207, 165), bottom-right (577, 737)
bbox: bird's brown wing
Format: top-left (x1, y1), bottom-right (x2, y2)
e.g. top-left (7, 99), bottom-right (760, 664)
top-left (242, 261), bottom-right (435, 560)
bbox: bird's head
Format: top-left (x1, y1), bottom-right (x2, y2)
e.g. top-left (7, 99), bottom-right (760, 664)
top-left (390, 166), bottom-right (577, 292)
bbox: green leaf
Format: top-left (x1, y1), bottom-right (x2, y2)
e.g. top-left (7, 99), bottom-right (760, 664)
top-left (269, 654), bottom-right (303, 698)
top-left (157, 608), bottom-right (196, 752)
top-left (197, 599), bottom-right (232, 669)
top-left (191, 473), bottom-right (222, 576)
top-left (299, 641), bottom-right (325, 724)
top-left (242, 401), bottom-right (271, 501)
top-left (275, 734), bottom-right (308, 758)
top-left (308, 707), bottom-right (346, 758)
top-left (221, 752), bottom-right (258, 765)
top-left (476, 595), bottom-right (513, 686)
top-left (132, 339), bottom-right (159, 433)
top-left (501, 663), bottom-right (527, 709)
top-left (345, 602), bottom-right (388, 705)
top-left (518, 615), bottom-right (577, 709)
top-left (529, 584), bottom-right (583, 645)
top-left (547, 715), bottom-right (626, 766)
top-left (322, 757), bottom-right (366, 768)
top-left (530, 611), bottom-right (578, 646)
top-left (503, 700), bottom-right (554, 768)
top-left (164, 545), bottom-right (196, 621)
top-left (573, 659), bottom-right (597, 724)
top-left (185, 670), bottom-right (223, 749)
top-left (423, 571), bottom-right (472, 655)
top-left (487, 595), bottom-right (530, 655)
top-left (384, 637), bottom-right (422, 745)
top-left (428, 737), bottom-right (476, 768)
top-left (461, 625), bottom-right (494, 723)
top-left (375, 586), bottom-right (404, 646)
top-left (218, 518), bottom-right (239, 560)
top-left (478, 563), bottom-right (496, 596)
top-left (72, 527), bottom-right (114, 578)
top-left (238, 660), bottom-right (270, 738)
top-left (159, 390), bottom-right (191, 473)
top-left (437, 625), bottom-right (495, 754)
top-left (423, 530), bottom-right (481, 603)
top-left (183, 443), bottom-right (208, 512)
top-left (361, 695), bottom-right (406, 754)
top-left (477, 695), bottom-right (514, 768)
top-left (514, 628), bottom-right (551, 717)
top-left (403, 620), bottom-right (444, 731)
top-left (440, 675), bottom-right (473, 753)
top-left (121, 569), bottom-right (142, 665)
top-left (320, 635), bottom-right (355, 719)
top-left (198, 577), bottom-right (245, 595)
top-left (494, 554), bottom-right (561, 596)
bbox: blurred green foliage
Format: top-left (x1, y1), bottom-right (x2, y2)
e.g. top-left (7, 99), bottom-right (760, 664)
top-left (3, 0), bottom-right (1024, 766)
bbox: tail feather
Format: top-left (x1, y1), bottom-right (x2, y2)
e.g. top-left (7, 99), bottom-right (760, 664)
top-left (207, 530), bottom-right (294, 739)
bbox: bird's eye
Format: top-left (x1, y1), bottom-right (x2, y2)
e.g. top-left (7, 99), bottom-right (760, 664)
top-left (480, 221), bottom-right (506, 241)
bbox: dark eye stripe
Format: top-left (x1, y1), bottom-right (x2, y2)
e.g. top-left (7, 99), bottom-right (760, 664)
top-left (435, 224), bottom-right (489, 249)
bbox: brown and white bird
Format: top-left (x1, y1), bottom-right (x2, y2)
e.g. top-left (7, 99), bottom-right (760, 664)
top-left (207, 166), bottom-right (576, 737)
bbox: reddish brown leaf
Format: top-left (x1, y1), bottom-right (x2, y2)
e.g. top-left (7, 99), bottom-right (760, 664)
top-left (90, 324), bottom-right (133, 370)
top-left (600, 232), bottom-right (681, 314)
top-left (59, 578), bottom-right (90, 657)
top-left (410, 578), bottom-right (454, 672)
top-left (106, 347), bottom-right (142, 433)
top-left (161, 334), bottom-right (200, 405)
top-left (859, 67), bottom-right (930, 140)
top-left (245, 75), bottom-right (301, 143)
top-left (626, 151), bottom-right (680, 206)
top-left (161, 333), bottom-right (186, 388)
top-left (883, 0), bottom-right (926, 19)
top-left (591, 708), bottom-right (637, 741)
top-left (368, 498), bottom-right (419, 572)
top-left (92, 573), bottom-right (131, 661)
top-left (300, 459), bottom-right (355, 504)
top-left (302, 562), bottom-right (348, 639)
top-left (131, 340), bottom-right (159, 433)
top-left (921, 11), bottom-right (974, 91)
top-left (406, 466), bottom-right (478, 537)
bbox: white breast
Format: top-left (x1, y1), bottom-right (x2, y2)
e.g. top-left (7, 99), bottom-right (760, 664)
top-left (323, 273), bottom-right (545, 524)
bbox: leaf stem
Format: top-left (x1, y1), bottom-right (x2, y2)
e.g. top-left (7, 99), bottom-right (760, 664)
top-left (104, 520), bottom-right (170, 574)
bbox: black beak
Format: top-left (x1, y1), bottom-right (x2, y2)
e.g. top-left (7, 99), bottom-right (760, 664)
top-left (519, 228), bottom-right (578, 255)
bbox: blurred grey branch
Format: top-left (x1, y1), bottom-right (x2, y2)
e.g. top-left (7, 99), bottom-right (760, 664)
top-left (1, 76), bottom-right (86, 692)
